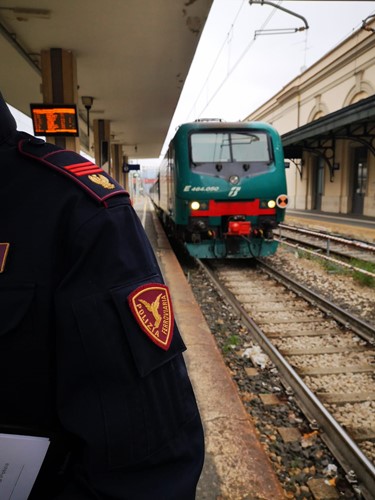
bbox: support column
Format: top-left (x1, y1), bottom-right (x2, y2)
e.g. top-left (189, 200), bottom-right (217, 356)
top-left (41, 48), bottom-right (79, 152)
top-left (111, 143), bottom-right (123, 184)
top-left (123, 155), bottom-right (129, 191)
top-left (93, 119), bottom-right (111, 173)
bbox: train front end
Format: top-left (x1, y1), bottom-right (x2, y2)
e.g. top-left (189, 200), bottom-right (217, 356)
top-left (174, 122), bottom-right (288, 259)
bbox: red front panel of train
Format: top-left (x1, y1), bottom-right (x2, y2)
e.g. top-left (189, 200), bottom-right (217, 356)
top-left (190, 199), bottom-right (276, 217)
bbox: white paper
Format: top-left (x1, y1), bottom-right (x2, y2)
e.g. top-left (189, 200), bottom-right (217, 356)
top-left (0, 433), bottom-right (50, 500)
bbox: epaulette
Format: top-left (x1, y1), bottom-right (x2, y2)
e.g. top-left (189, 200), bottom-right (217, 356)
top-left (18, 137), bottom-right (128, 204)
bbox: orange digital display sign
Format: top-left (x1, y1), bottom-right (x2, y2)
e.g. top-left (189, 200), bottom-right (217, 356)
top-left (30, 104), bottom-right (79, 136)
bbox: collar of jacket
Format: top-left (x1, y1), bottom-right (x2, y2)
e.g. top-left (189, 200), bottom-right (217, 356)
top-left (0, 93), bottom-right (17, 145)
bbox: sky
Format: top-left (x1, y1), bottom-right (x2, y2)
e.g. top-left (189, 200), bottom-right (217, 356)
top-left (8, 0), bottom-right (375, 169)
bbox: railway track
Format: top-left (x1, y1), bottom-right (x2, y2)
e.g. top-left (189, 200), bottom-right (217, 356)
top-left (198, 258), bottom-right (375, 500)
top-left (276, 223), bottom-right (375, 276)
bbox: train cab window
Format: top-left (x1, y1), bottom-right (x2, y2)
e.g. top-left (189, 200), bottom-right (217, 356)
top-left (190, 131), bottom-right (272, 178)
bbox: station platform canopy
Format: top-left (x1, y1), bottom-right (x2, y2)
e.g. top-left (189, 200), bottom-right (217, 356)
top-left (0, 0), bottom-right (214, 159)
top-left (282, 95), bottom-right (375, 161)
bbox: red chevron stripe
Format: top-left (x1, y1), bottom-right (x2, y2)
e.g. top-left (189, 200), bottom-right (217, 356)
top-left (69, 166), bottom-right (103, 176)
top-left (65, 162), bottom-right (103, 177)
top-left (65, 161), bottom-right (93, 170)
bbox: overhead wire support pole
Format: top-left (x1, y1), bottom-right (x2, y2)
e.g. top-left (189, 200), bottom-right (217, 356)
top-left (362, 14), bottom-right (375, 33)
top-left (249, 0), bottom-right (309, 37)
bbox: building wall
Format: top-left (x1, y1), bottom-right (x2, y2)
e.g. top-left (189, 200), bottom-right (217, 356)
top-left (245, 20), bottom-right (375, 217)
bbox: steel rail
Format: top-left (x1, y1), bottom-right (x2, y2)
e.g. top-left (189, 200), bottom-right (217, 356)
top-left (198, 258), bottom-right (375, 500)
top-left (279, 223), bottom-right (375, 252)
top-left (275, 238), bottom-right (375, 278)
top-left (275, 237), bottom-right (375, 278)
top-left (258, 259), bottom-right (375, 342)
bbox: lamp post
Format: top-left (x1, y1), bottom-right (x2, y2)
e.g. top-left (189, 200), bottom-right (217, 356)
top-left (81, 96), bottom-right (94, 142)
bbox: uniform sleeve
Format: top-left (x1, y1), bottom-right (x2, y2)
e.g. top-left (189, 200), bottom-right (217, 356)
top-left (54, 200), bottom-right (204, 499)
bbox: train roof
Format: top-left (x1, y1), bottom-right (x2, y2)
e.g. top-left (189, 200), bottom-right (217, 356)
top-left (175, 120), bottom-right (278, 133)
top-left (169, 121), bottom-right (281, 146)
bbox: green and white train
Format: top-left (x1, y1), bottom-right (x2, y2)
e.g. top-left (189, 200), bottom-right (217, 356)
top-left (150, 120), bottom-right (288, 259)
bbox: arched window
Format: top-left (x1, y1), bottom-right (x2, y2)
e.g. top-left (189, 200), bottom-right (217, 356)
top-left (307, 96), bottom-right (328, 123)
top-left (311, 110), bottom-right (324, 121)
top-left (348, 91), bottom-right (369, 105)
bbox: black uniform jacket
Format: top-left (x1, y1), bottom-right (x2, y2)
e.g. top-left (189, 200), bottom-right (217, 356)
top-left (0, 99), bottom-right (204, 499)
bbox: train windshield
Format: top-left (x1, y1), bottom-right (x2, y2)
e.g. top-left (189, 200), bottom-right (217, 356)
top-left (190, 131), bottom-right (271, 164)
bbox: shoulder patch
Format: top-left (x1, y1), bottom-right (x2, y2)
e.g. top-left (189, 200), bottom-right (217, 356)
top-left (128, 283), bottom-right (174, 351)
top-left (18, 138), bottom-right (128, 204)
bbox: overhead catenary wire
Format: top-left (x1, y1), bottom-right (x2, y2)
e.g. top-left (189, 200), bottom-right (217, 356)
top-left (194, 1), bottom-right (282, 120)
top-left (161, 0), bottom-right (283, 157)
top-left (185, 0), bottom-right (247, 121)
top-left (194, 0), bottom-right (372, 121)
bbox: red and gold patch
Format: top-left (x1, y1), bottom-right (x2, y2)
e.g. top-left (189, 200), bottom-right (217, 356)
top-left (128, 283), bottom-right (174, 350)
top-left (0, 243), bottom-right (10, 273)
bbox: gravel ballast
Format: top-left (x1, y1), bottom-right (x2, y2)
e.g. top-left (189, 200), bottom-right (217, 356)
top-left (183, 244), bottom-right (374, 499)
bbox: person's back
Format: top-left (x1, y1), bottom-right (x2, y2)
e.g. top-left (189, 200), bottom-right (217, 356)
top-left (0, 94), bottom-right (204, 499)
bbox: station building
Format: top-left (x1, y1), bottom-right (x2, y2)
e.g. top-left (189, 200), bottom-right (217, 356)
top-left (244, 16), bottom-right (375, 218)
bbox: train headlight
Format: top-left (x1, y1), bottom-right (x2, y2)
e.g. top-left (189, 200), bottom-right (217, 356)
top-left (190, 201), bottom-right (200, 210)
top-left (267, 200), bottom-right (276, 209)
top-left (260, 199), bottom-right (276, 209)
top-left (229, 175), bottom-right (239, 185)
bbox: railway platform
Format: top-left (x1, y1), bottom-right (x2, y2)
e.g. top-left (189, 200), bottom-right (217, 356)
top-left (285, 209), bottom-right (375, 243)
top-left (133, 196), bottom-right (286, 500)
